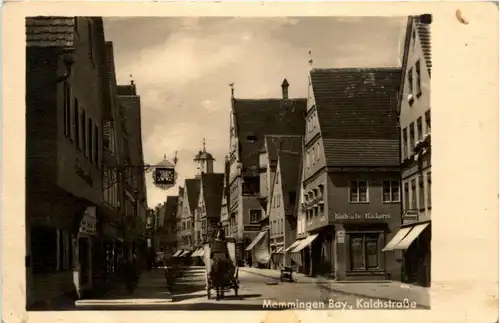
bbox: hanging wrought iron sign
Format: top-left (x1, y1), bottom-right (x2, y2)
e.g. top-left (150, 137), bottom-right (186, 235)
top-left (147, 152), bottom-right (178, 191)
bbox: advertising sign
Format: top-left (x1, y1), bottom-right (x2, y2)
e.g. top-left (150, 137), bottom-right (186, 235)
top-left (333, 212), bottom-right (391, 221)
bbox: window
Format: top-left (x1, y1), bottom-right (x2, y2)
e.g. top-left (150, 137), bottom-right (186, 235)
top-left (412, 28), bottom-right (417, 47)
top-left (419, 175), bottom-right (425, 210)
top-left (427, 172), bottom-right (432, 208)
top-left (316, 142), bottom-right (321, 160)
top-left (382, 181), bottom-right (400, 203)
top-left (349, 181), bottom-right (368, 203)
top-left (402, 128), bottom-right (408, 159)
top-left (81, 110), bottom-right (87, 157)
top-left (408, 68), bottom-right (413, 95)
top-left (250, 210), bottom-right (260, 224)
top-left (409, 122), bottom-right (415, 152)
top-left (411, 179), bottom-right (417, 209)
top-left (63, 82), bottom-right (71, 138)
top-left (306, 150), bottom-right (310, 168)
top-left (417, 117), bottom-right (423, 142)
top-left (88, 118), bottom-right (93, 162)
top-left (415, 60), bottom-right (422, 95)
top-left (280, 219), bottom-right (283, 234)
top-left (349, 233), bottom-right (380, 271)
top-left (425, 110), bottom-right (431, 134)
top-left (404, 182), bottom-right (409, 210)
top-left (74, 99), bottom-right (80, 150)
top-left (311, 147), bottom-right (315, 165)
top-left (94, 124), bottom-right (99, 166)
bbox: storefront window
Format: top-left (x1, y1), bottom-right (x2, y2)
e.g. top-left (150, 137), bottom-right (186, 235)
top-left (350, 237), bottom-right (364, 270)
top-left (349, 233), bottom-right (380, 271)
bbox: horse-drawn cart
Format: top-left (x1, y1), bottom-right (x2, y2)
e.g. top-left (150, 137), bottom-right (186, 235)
top-left (203, 237), bottom-right (239, 300)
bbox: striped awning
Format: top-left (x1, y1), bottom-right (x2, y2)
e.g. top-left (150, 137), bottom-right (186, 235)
top-left (284, 240), bottom-right (302, 252)
top-left (172, 250), bottom-right (183, 257)
top-left (179, 250), bottom-right (191, 257)
top-left (272, 246), bottom-right (284, 254)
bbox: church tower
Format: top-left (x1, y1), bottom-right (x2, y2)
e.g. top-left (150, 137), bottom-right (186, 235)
top-left (193, 138), bottom-right (215, 176)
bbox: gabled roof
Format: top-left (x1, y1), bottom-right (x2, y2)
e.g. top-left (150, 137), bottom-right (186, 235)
top-left (185, 178), bottom-right (201, 215)
top-left (233, 98), bottom-right (306, 176)
top-left (163, 196), bottom-right (178, 226)
top-left (277, 151), bottom-right (302, 217)
top-left (26, 16), bottom-right (75, 48)
top-left (201, 173), bottom-right (225, 219)
top-left (415, 15), bottom-right (432, 77)
top-left (265, 135), bottom-right (303, 163)
top-left (310, 68), bottom-right (401, 167)
top-left (117, 82), bottom-right (137, 96)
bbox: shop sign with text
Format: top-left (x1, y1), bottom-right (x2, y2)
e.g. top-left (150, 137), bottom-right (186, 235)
top-left (333, 212), bottom-right (391, 221)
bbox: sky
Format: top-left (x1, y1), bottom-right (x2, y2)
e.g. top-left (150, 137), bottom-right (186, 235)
top-left (103, 16), bottom-right (408, 208)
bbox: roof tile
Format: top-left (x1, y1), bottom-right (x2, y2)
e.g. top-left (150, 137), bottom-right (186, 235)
top-left (26, 16), bottom-right (76, 47)
top-left (201, 173), bottom-right (225, 219)
top-left (310, 68), bottom-right (401, 167)
top-left (234, 98), bottom-right (306, 176)
top-left (185, 178), bottom-right (201, 215)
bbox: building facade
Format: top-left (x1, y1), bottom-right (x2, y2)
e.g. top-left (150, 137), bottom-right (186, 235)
top-left (157, 196), bottom-right (179, 256)
top-left (101, 40), bottom-right (127, 285)
top-left (198, 172), bottom-right (225, 242)
top-left (26, 17), bottom-right (109, 306)
top-left (220, 157), bottom-right (231, 237)
top-left (117, 79), bottom-right (148, 262)
top-left (296, 68), bottom-right (403, 281)
top-left (268, 151), bottom-right (301, 270)
top-left (382, 15), bottom-right (432, 287)
top-left (176, 178), bottom-right (200, 254)
top-left (228, 80), bottom-right (306, 264)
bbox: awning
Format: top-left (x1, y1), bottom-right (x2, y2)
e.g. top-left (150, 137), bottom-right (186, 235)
top-left (284, 240), bottom-right (302, 252)
top-left (394, 223), bottom-right (430, 250)
top-left (382, 227), bottom-right (413, 252)
top-left (292, 234), bottom-right (319, 253)
top-left (179, 250), bottom-right (191, 257)
top-left (272, 246), bottom-right (284, 254)
top-left (191, 248), bottom-right (201, 257)
top-left (172, 250), bottom-right (183, 257)
top-left (245, 230), bottom-right (267, 251)
top-left (198, 248), bottom-right (205, 258)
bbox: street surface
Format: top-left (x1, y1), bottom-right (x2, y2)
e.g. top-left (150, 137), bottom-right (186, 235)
top-left (75, 266), bottom-right (377, 310)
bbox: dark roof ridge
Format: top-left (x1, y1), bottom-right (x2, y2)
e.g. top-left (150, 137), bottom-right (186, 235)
top-left (233, 98), bottom-right (306, 102)
top-left (311, 67), bottom-right (400, 73)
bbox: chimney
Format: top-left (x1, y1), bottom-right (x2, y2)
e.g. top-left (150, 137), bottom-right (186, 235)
top-left (281, 79), bottom-right (289, 99)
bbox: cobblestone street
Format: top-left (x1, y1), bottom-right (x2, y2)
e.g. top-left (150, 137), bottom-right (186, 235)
top-left (73, 266), bottom-right (427, 310)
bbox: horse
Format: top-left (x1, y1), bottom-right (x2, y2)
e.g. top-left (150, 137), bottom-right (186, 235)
top-left (209, 253), bottom-right (234, 300)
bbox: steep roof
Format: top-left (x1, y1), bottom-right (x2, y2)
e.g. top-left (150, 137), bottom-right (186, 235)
top-left (233, 98), bottom-right (306, 176)
top-left (163, 196), bottom-right (178, 225)
top-left (117, 83), bottom-right (137, 96)
top-left (185, 178), bottom-right (201, 214)
top-left (310, 68), bottom-right (401, 167)
top-left (201, 173), bottom-right (225, 219)
top-left (265, 135), bottom-right (303, 163)
top-left (277, 151), bottom-right (302, 217)
top-left (415, 15), bottom-right (432, 77)
top-left (26, 16), bottom-right (75, 48)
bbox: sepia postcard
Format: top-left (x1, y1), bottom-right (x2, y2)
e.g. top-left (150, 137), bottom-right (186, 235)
top-left (2, 2), bottom-right (498, 323)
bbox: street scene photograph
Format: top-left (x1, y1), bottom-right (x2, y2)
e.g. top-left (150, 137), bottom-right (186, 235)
top-left (25, 15), bottom-right (432, 311)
